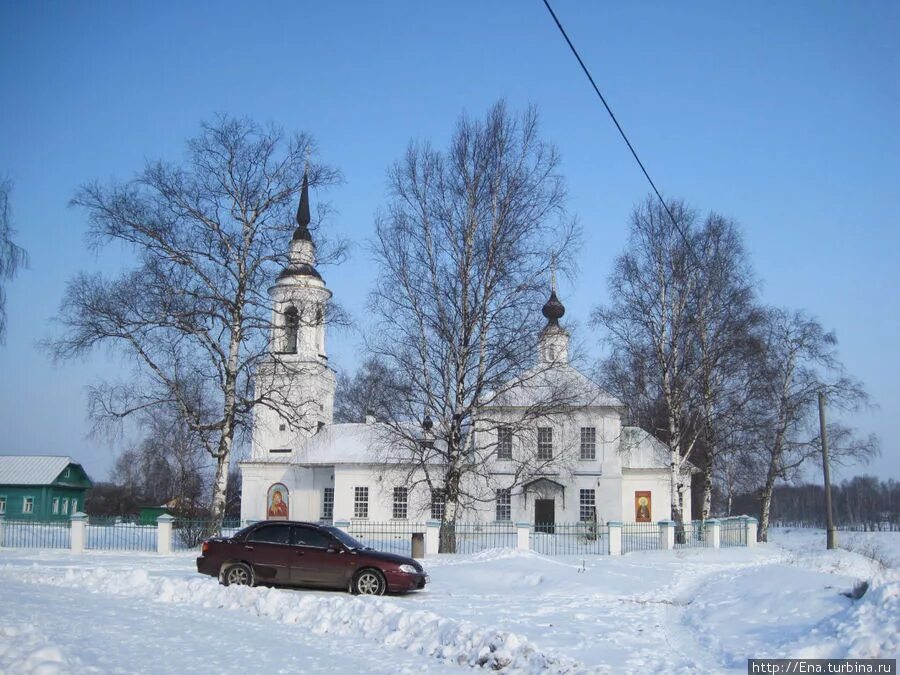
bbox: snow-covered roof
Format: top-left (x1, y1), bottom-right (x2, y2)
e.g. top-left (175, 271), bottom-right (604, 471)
top-left (0, 455), bottom-right (81, 485)
top-left (619, 427), bottom-right (696, 472)
top-left (293, 423), bottom-right (384, 464)
top-left (486, 363), bottom-right (623, 410)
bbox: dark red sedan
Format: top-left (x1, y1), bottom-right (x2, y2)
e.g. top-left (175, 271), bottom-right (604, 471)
top-left (196, 520), bottom-right (428, 595)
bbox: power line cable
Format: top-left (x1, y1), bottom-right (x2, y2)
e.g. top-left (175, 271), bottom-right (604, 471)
top-left (541, 0), bottom-right (702, 266)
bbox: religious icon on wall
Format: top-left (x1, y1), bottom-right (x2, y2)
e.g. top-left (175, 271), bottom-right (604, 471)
top-left (634, 491), bottom-right (651, 522)
top-left (267, 483), bottom-right (289, 519)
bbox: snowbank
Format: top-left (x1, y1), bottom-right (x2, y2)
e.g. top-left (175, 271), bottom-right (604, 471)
top-left (13, 565), bottom-right (585, 674)
top-left (0, 624), bottom-right (81, 675)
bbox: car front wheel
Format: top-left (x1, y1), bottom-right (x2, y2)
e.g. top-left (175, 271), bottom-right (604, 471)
top-left (352, 568), bottom-right (386, 596)
top-left (222, 562), bottom-right (254, 587)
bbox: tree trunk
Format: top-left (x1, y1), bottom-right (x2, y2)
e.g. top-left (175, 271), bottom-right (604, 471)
top-left (700, 458), bottom-right (713, 522)
top-left (758, 461), bottom-right (778, 543)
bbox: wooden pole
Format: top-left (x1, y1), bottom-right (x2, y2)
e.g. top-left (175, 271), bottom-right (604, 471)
top-left (818, 391), bottom-right (837, 550)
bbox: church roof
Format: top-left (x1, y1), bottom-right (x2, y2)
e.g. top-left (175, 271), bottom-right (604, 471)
top-left (292, 423), bottom-right (383, 464)
top-left (619, 427), bottom-right (696, 471)
top-left (0, 455), bottom-right (87, 485)
top-left (486, 362), bottom-right (623, 409)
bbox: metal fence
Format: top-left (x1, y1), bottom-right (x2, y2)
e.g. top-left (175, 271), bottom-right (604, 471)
top-left (454, 522), bottom-right (517, 553)
top-left (674, 521), bottom-right (707, 549)
top-left (622, 522), bottom-right (660, 553)
top-left (530, 522), bottom-right (608, 555)
top-left (86, 516), bottom-right (157, 552)
top-left (720, 517), bottom-right (748, 547)
top-left (346, 520), bottom-right (426, 556)
top-left (1, 519), bottom-right (71, 549)
top-left (172, 519), bottom-right (243, 551)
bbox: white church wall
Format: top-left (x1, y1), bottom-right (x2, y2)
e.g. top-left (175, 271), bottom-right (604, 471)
top-left (619, 471), bottom-right (693, 522)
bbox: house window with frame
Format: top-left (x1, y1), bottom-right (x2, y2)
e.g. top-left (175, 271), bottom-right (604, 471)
top-left (0, 496), bottom-right (6, 515)
top-left (52, 498), bottom-right (60, 514)
top-left (430, 490), bottom-right (445, 521)
top-left (579, 489), bottom-right (596, 522)
top-left (580, 427), bottom-right (597, 460)
top-left (497, 427), bottom-right (513, 460)
top-left (322, 488), bottom-right (334, 520)
top-left (353, 487), bottom-right (369, 519)
top-left (495, 488), bottom-right (511, 522)
top-left (392, 487), bottom-right (408, 520)
top-left (537, 427), bottom-right (553, 460)
top-left (23, 497), bottom-right (34, 514)
top-left (61, 498), bottom-right (69, 515)
top-left (71, 498), bottom-right (77, 513)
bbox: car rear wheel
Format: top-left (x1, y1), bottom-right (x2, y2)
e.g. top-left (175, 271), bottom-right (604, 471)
top-left (352, 569), bottom-right (386, 596)
top-left (223, 562), bottom-right (254, 587)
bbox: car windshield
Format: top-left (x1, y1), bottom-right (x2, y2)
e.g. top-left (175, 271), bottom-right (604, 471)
top-left (324, 527), bottom-right (365, 550)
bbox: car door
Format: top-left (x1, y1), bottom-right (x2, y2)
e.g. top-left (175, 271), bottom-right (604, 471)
top-left (290, 525), bottom-right (356, 589)
top-left (243, 523), bottom-right (294, 584)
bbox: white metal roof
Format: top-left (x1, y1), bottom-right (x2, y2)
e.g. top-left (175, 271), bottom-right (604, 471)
top-left (0, 455), bottom-right (78, 485)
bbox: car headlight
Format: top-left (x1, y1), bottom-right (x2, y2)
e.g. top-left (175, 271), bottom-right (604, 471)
top-left (398, 564), bottom-right (418, 574)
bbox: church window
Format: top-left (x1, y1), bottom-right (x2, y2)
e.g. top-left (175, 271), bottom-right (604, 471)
top-left (283, 306), bottom-right (299, 353)
top-left (537, 427), bottom-right (553, 460)
top-left (430, 490), bottom-right (445, 521)
top-left (495, 489), bottom-right (511, 522)
top-left (579, 489), bottom-right (596, 522)
top-left (497, 427), bottom-right (513, 460)
top-left (52, 498), bottom-right (59, 514)
top-left (392, 487), bottom-right (408, 520)
top-left (580, 427), bottom-right (596, 460)
top-left (23, 497), bottom-right (34, 514)
top-left (322, 488), bottom-right (334, 520)
top-left (279, 423), bottom-right (287, 432)
top-left (353, 487), bottom-right (369, 519)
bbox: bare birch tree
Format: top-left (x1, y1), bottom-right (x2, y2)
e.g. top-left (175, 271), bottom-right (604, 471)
top-left (748, 307), bottom-right (877, 541)
top-left (688, 215), bottom-right (760, 520)
top-left (368, 101), bottom-right (579, 551)
top-left (593, 196), bottom-right (700, 529)
top-left (0, 178), bottom-right (28, 343)
top-left (47, 116), bottom-right (344, 528)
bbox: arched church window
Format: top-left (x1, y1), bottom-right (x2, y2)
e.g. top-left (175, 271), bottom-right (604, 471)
top-left (284, 306), bottom-right (299, 353)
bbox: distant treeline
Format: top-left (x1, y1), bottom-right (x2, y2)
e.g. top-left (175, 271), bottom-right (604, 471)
top-left (727, 476), bottom-right (900, 531)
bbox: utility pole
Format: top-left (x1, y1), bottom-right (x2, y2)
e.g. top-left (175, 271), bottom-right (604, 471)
top-left (818, 391), bottom-right (837, 550)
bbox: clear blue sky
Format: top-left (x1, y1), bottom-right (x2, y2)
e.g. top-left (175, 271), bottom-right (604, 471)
top-left (1, 1), bottom-right (897, 482)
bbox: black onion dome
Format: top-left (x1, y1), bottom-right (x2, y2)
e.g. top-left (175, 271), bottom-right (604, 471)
top-left (542, 290), bottom-right (565, 325)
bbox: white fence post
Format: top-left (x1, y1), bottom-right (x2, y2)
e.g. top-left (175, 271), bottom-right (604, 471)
top-left (744, 516), bottom-right (757, 547)
top-left (425, 520), bottom-right (440, 556)
top-left (0, 516), bottom-right (5, 548)
top-left (607, 521), bottom-right (622, 555)
top-left (70, 512), bottom-right (87, 553)
top-left (704, 519), bottom-right (721, 549)
top-left (157, 514), bottom-right (174, 554)
top-left (516, 522), bottom-right (531, 551)
top-left (658, 520), bottom-right (675, 550)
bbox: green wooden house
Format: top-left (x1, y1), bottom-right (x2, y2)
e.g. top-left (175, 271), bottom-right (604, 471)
top-left (0, 456), bottom-right (93, 520)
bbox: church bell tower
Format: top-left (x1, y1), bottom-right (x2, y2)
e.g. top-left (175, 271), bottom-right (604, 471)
top-left (250, 170), bottom-right (336, 459)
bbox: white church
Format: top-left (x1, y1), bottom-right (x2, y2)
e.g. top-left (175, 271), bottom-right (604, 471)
top-left (240, 180), bottom-right (692, 527)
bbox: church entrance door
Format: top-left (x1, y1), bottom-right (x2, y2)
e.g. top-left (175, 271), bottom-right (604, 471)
top-left (535, 499), bottom-right (555, 533)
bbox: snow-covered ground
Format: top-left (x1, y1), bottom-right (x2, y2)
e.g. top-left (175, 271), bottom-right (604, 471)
top-left (1, 529), bottom-right (897, 674)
